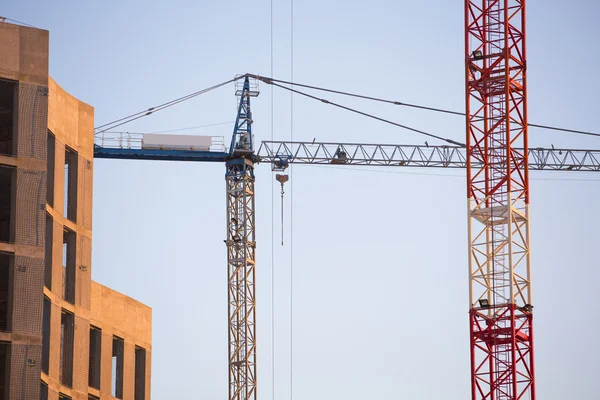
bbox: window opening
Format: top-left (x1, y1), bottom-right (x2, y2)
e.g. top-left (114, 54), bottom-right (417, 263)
top-left (62, 229), bottom-right (75, 304)
top-left (111, 336), bottom-right (124, 399)
top-left (0, 79), bottom-right (16, 157)
top-left (134, 346), bottom-right (146, 400)
top-left (88, 326), bottom-right (101, 390)
top-left (0, 253), bottom-right (11, 332)
top-left (47, 132), bottom-right (55, 207)
top-left (0, 167), bottom-right (15, 243)
top-left (59, 309), bottom-right (74, 388)
top-left (40, 381), bottom-right (48, 400)
top-left (0, 342), bottom-right (9, 400)
top-left (44, 214), bottom-right (52, 289)
top-left (64, 148), bottom-right (78, 222)
top-left (41, 297), bottom-right (50, 374)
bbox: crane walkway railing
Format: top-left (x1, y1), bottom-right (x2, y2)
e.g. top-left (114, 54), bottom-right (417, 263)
top-left (95, 132), bottom-right (226, 152)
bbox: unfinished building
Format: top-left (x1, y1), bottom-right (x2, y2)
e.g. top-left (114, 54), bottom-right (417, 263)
top-left (0, 21), bottom-right (152, 400)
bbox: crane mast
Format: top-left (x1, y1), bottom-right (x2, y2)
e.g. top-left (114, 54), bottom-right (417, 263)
top-left (465, 1), bottom-right (534, 399)
top-left (226, 77), bottom-right (259, 400)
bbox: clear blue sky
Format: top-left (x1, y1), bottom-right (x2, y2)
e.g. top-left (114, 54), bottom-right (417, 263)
top-left (5, 1), bottom-right (600, 398)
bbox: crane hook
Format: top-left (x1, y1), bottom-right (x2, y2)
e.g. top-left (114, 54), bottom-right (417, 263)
top-left (275, 174), bottom-right (289, 246)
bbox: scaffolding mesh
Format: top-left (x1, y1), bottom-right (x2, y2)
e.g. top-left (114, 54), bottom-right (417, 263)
top-left (12, 255), bottom-right (43, 336)
top-left (77, 235), bottom-right (91, 310)
top-left (0, 165), bottom-right (14, 244)
top-left (0, 79), bottom-right (16, 157)
top-left (17, 83), bottom-right (48, 160)
top-left (15, 168), bottom-right (46, 247)
top-left (78, 156), bottom-right (93, 230)
top-left (10, 344), bottom-right (42, 400)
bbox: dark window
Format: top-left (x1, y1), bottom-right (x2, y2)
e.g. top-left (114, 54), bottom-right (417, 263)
top-left (0, 342), bottom-right (9, 400)
top-left (64, 148), bottom-right (78, 222)
top-left (59, 309), bottom-right (74, 388)
top-left (0, 167), bottom-right (15, 243)
top-left (0, 79), bottom-right (16, 157)
top-left (44, 214), bottom-right (52, 289)
top-left (40, 381), bottom-right (48, 400)
top-left (88, 395), bottom-right (99, 400)
top-left (41, 297), bottom-right (50, 374)
top-left (111, 336), bottom-right (124, 399)
top-left (47, 132), bottom-right (55, 207)
top-left (0, 253), bottom-right (11, 332)
top-left (134, 346), bottom-right (146, 400)
top-left (88, 326), bottom-right (101, 389)
top-left (58, 394), bottom-right (71, 400)
top-left (62, 229), bottom-right (76, 304)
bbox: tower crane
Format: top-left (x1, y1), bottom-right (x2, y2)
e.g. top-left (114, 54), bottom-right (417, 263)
top-left (94, 72), bottom-right (599, 400)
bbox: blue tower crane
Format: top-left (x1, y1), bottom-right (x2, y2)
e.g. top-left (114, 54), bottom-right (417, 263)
top-left (93, 75), bottom-right (599, 400)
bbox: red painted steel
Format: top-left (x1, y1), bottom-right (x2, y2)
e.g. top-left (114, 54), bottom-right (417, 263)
top-left (465, 0), bottom-right (535, 399)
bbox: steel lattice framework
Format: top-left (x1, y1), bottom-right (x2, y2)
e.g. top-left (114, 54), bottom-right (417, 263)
top-left (466, 1), bottom-right (534, 399)
top-left (226, 78), bottom-right (258, 400)
top-left (257, 141), bottom-right (600, 172)
top-left (226, 158), bottom-right (257, 400)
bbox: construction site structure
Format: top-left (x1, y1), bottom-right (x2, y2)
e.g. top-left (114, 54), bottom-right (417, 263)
top-left (465, 1), bottom-right (534, 399)
top-left (0, 22), bottom-right (152, 400)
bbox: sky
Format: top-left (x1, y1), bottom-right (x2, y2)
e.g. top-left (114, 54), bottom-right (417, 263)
top-left (5, 1), bottom-right (600, 399)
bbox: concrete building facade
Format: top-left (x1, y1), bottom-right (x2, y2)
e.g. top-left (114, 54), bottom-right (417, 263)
top-left (0, 21), bottom-right (151, 400)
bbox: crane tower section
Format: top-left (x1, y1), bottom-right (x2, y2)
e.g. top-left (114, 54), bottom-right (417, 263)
top-left (465, 1), bottom-right (535, 400)
top-left (226, 77), bottom-right (259, 400)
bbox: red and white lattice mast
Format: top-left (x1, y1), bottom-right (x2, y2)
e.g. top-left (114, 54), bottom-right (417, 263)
top-left (465, 1), bottom-right (535, 399)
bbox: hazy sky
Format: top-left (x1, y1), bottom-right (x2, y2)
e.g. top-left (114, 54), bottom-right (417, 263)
top-left (5, 1), bottom-right (600, 399)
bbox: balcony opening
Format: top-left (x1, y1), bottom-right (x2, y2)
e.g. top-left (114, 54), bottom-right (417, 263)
top-left (0, 167), bottom-right (15, 243)
top-left (111, 336), bottom-right (124, 399)
top-left (0, 79), bottom-right (16, 157)
top-left (88, 326), bottom-right (101, 390)
top-left (41, 297), bottom-right (50, 374)
top-left (64, 148), bottom-right (78, 222)
top-left (62, 228), bottom-right (76, 304)
top-left (60, 309), bottom-right (74, 388)
top-left (134, 346), bottom-right (146, 400)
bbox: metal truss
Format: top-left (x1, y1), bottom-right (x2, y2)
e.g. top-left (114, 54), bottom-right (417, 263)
top-left (257, 141), bottom-right (600, 172)
top-left (466, 1), bottom-right (535, 399)
top-left (226, 158), bottom-right (257, 400)
top-left (225, 76), bottom-right (258, 400)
